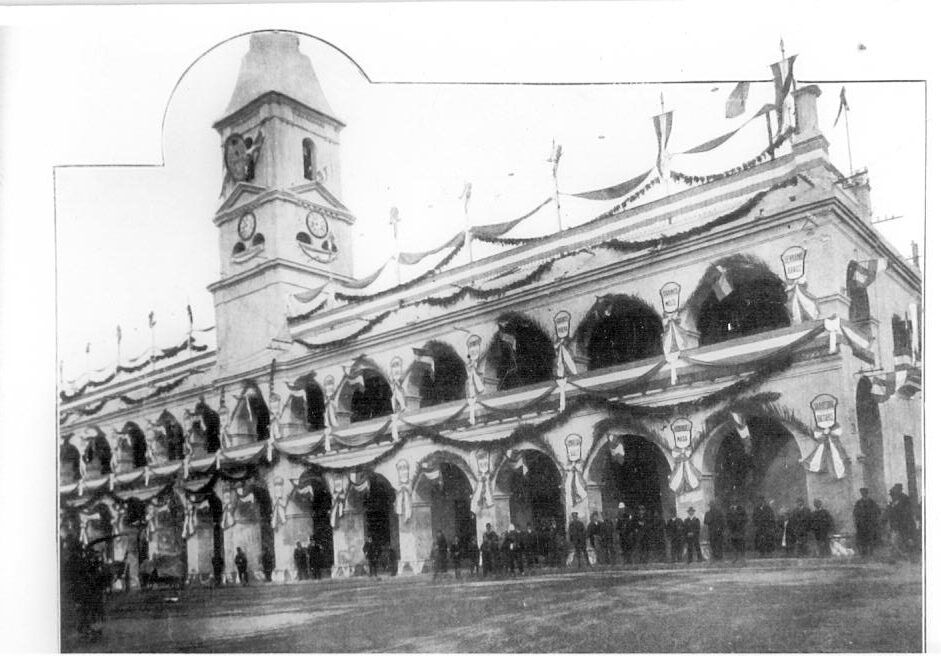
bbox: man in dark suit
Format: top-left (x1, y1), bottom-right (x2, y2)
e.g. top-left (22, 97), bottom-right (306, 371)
top-left (854, 488), bottom-right (880, 557)
top-left (790, 499), bottom-right (813, 557)
top-left (752, 496), bottom-right (777, 557)
top-left (616, 503), bottom-right (633, 565)
top-left (568, 512), bottom-right (589, 568)
top-left (704, 502), bottom-right (725, 561)
top-left (666, 509), bottom-right (686, 563)
top-left (683, 507), bottom-right (703, 563)
top-left (293, 541), bottom-right (309, 581)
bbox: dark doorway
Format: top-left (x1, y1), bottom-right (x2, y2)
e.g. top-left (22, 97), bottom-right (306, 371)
top-left (602, 436), bottom-right (675, 520)
top-left (695, 257), bottom-right (790, 346)
top-left (350, 371), bottom-right (393, 423)
top-left (582, 295), bottom-right (663, 370)
top-left (424, 461), bottom-right (475, 545)
top-left (305, 382), bottom-right (326, 430)
top-left (416, 341), bottom-right (467, 408)
top-left (713, 417), bottom-right (805, 511)
top-left (504, 451), bottom-right (565, 532)
top-left (489, 313), bottom-right (555, 391)
top-left (363, 475), bottom-right (398, 554)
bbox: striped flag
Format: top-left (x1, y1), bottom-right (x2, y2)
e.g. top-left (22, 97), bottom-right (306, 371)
top-left (652, 111), bottom-right (674, 176)
top-left (713, 266), bottom-right (734, 300)
top-left (833, 86), bottom-right (849, 127)
top-left (186, 304), bottom-right (193, 327)
top-left (725, 82), bottom-right (750, 118)
top-left (770, 54), bottom-right (798, 133)
top-left (499, 331), bottom-right (518, 351)
top-left (459, 182), bottom-right (472, 213)
top-left (116, 325), bottom-right (122, 345)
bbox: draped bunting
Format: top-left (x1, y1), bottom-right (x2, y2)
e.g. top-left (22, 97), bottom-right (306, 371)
top-left (670, 128), bottom-right (792, 186)
top-left (786, 278), bottom-right (819, 324)
top-left (182, 498), bottom-right (205, 539)
top-left (420, 260), bottom-right (558, 309)
top-left (563, 461), bottom-right (588, 508)
top-left (567, 169), bottom-right (653, 201)
top-left (294, 310), bottom-right (395, 352)
top-left (270, 487), bottom-right (288, 530)
top-left (470, 452), bottom-right (494, 511)
top-left (802, 423), bottom-right (848, 479)
top-left (465, 360), bottom-right (484, 426)
top-left (681, 104), bottom-right (776, 155)
top-left (329, 474), bottom-right (349, 528)
top-left (60, 336), bottom-right (209, 403)
top-left (62, 373), bottom-right (195, 420)
top-left (394, 459), bottom-right (412, 521)
top-left (668, 446), bottom-right (701, 494)
top-left (398, 231), bottom-right (466, 266)
top-left (554, 335), bottom-right (577, 412)
top-left (286, 298), bottom-right (328, 325)
top-left (469, 198), bottom-right (553, 239)
top-left (662, 314), bottom-right (685, 355)
top-left (730, 410), bottom-right (752, 451)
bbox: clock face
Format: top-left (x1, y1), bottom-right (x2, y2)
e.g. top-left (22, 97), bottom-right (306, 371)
top-left (306, 211), bottom-right (329, 238)
top-left (237, 213), bottom-right (257, 241)
top-left (224, 134), bottom-right (249, 182)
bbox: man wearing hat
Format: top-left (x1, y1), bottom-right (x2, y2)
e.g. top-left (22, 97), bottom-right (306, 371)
top-left (853, 488), bottom-right (880, 557)
top-left (683, 506), bottom-right (703, 563)
top-left (568, 512), bottom-right (590, 569)
top-left (886, 483), bottom-right (917, 559)
top-left (665, 508), bottom-right (685, 563)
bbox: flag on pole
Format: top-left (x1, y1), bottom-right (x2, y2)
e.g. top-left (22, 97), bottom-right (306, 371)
top-left (833, 86), bottom-right (849, 126)
top-left (148, 311), bottom-right (156, 329)
top-left (85, 342), bottom-right (91, 355)
top-left (725, 82), bottom-right (750, 118)
top-left (713, 266), bottom-right (734, 300)
top-left (548, 141), bottom-right (563, 177)
top-left (770, 54), bottom-right (798, 133)
top-left (116, 325), bottom-right (122, 345)
top-left (186, 304), bottom-right (193, 328)
top-left (652, 110), bottom-right (673, 177)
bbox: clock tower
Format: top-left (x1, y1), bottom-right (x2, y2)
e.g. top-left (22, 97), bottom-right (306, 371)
top-left (208, 31), bottom-right (356, 375)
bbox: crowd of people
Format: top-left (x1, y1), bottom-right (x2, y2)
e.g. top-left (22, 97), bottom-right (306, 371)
top-left (60, 535), bottom-right (112, 641)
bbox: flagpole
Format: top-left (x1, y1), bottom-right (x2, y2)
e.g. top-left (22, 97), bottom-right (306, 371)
top-left (116, 325), bottom-right (122, 367)
top-left (149, 312), bottom-right (156, 372)
top-left (550, 140), bottom-right (563, 232)
top-left (462, 182), bottom-right (474, 264)
top-left (844, 100), bottom-right (854, 174)
top-left (390, 207), bottom-right (402, 284)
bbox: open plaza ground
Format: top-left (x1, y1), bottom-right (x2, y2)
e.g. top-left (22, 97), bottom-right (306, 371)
top-left (63, 557), bottom-right (922, 653)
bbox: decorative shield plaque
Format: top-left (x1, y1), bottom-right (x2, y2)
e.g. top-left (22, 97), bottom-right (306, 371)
top-left (780, 246), bottom-right (807, 281)
top-left (670, 418), bottom-right (694, 450)
top-left (564, 433), bottom-right (583, 462)
top-left (810, 394), bottom-right (838, 429)
top-left (396, 459), bottom-right (410, 485)
top-left (467, 334), bottom-right (482, 361)
top-left (660, 282), bottom-right (682, 314)
top-left (554, 310), bottom-right (572, 340)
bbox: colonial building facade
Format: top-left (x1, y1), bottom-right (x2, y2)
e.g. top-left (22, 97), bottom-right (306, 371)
top-left (59, 32), bottom-right (922, 585)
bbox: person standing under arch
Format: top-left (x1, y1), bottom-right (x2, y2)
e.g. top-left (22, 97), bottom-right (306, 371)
top-left (568, 512), bottom-right (590, 568)
top-left (853, 488), bottom-right (881, 557)
top-left (753, 496), bottom-right (777, 557)
top-left (810, 499), bottom-right (834, 557)
top-left (683, 507), bottom-right (703, 563)
top-left (704, 502), bottom-right (726, 561)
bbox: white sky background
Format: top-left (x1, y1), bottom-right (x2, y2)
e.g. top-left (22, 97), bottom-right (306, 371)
top-left (23, 4), bottom-right (928, 378)
top-left (0, 2), bottom-right (934, 650)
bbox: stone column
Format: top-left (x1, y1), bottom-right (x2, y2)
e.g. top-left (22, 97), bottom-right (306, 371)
top-left (398, 502), bottom-right (432, 574)
top-left (332, 506), bottom-right (365, 577)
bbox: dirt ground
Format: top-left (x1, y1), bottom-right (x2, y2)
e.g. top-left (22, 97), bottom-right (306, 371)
top-left (63, 558), bottom-right (922, 653)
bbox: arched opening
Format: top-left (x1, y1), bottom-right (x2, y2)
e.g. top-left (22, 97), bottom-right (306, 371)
top-left (302, 138), bottom-right (316, 181)
top-left (846, 261), bottom-right (872, 325)
top-left (232, 242), bottom-right (246, 256)
top-left (487, 313), bottom-right (555, 391)
top-left (83, 430), bottom-right (113, 477)
top-left (123, 422), bottom-right (148, 468)
top-left (349, 370), bottom-right (393, 423)
top-left (856, 379), bottom-right (887, 502)
top-left (60, 439), bottom-right (81, 485)
top-left (158, 411), bottom-right (186, 461)
top-left (712, 417), bottom-right (806, 514)
top-left (694, 255), bottom-right (790, 347)
top-left (194, 400), bottom-right (221, 453)
top-left (891, 314), bottom-right (913, 361)
top-left (414, 341), bottom-right (467, 408)
top-left (578, 295), bottom-right (663, 370)
top-left (296, 474), bottom-right (334, 572)
top-left (296, 232), bottom-right (312, 245)
top-left (147, 494), bottom-right (187, 581)
top-left (416, 458), bottom-right (476, 549)
top-left (598, 435), bottom-right (675, 520)
top-left (233, 384), bottom-right (269, 442)
top-left (84, 503), bottom-right (115, 561)
top-left (499, 450), bottom-right (565, 535)
top-left (251, 233), bottom-right (266, 248)
top-left (304, 382), bottom-right (326, 430)
top-left (362, 474), bottom-right (399, 563)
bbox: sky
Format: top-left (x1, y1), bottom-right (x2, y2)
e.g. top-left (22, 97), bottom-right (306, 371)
top-left (36, 9), bottom-right (926, 381)
top-left (0, 3), bottom-right (934, 650)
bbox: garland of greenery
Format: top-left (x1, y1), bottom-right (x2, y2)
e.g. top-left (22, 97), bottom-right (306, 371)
top-left (670, 128), bottom-right (794, 186)
top-left (116, 374), bottom-right (191, 407)
top-left (286, 298), bottom-right (328, 326)
top-left (294, 310), bottom-right (395, 352)
top-left (419, 259), bottom-right (558, 309)
top-left (599, 175), bottom-right (799, 255)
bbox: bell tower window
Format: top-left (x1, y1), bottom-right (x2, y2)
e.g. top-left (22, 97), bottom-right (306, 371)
top-left (303, 138), bottom-right (316, 181)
